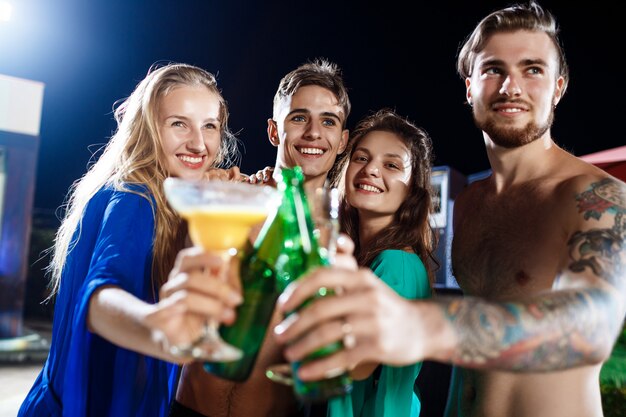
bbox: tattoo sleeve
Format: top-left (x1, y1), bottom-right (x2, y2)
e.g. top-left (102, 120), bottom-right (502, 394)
top-left (444, 178), bottom-right (626, 372)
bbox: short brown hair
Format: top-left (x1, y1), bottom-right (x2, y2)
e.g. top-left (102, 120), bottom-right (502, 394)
top-left (272, 58), bottom-right (351, 128)
top-left (457, 1), bottom-right (569, 96)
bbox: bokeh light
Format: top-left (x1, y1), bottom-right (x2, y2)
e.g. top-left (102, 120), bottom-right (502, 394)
top-left (0, 1), bottom-right (12, 22)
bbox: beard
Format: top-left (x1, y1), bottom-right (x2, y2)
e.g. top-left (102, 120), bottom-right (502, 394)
top-left (473, 104), bottom-right (555, 149)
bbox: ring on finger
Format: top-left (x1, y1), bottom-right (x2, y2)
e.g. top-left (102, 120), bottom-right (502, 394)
top-left (341, 320), bottom-right (356, 350)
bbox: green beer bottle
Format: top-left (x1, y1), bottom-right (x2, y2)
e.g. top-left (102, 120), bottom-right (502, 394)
top-left (205, 167), bottom-right (352, 402)
top-left (273, 167), bottom-right (352, 403)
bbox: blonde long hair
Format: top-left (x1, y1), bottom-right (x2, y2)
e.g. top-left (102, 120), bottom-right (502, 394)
top-left (48, 63), bottom-right (239, 296)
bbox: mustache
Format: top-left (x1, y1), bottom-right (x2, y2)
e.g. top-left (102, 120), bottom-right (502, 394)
top-left (490, 98), bottom-right (531, 107)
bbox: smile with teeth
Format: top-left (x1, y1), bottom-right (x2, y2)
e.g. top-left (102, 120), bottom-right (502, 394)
top-left (297, 147), bottom-right (325, 155)
top-left (178, 155), bottom-right (204, 164)
top-left (498, 108), bottom-right (523, 113)
top-left (356, 183), bottom-right (383, 193)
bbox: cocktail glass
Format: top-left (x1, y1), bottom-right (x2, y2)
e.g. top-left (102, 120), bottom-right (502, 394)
top-left (164, 177), bottom-right (279, 361)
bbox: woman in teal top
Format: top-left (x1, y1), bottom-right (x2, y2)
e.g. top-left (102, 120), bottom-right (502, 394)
top-left (328, 109), bottom-right (436, 417)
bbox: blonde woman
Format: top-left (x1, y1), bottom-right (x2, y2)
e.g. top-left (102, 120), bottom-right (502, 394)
top-left (19, 63), bottom-right (242, 417)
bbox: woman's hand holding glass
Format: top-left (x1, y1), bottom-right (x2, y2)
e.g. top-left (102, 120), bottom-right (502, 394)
top-left (163, 178), bottom-right (279, 361)
top-left (143, 247), bottom-right (243, 363)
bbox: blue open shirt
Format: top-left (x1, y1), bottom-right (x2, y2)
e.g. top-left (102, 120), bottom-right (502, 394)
top-left (19, 185), bottom-right (178, 416)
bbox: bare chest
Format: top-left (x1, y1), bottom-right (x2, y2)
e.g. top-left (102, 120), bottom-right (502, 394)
top-left (177, 310), bottom-right (297, 417)
top-left (451, 190), bottom-right (568, 298)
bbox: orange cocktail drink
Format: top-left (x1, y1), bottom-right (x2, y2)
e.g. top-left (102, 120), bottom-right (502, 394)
top-left (181, 207), bottom-right (270, 251)
top-left (163, 177), bottom-right (279, 361)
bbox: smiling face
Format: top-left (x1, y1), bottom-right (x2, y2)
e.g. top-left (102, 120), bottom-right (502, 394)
top-left (158, 84), bottom-right (222, 180)
top-left (466, 30), bottom-right (565, 148)
top-left (345, 131), bottom-right (412, 225)
top-left (269, 85), bottom-right (348, 188)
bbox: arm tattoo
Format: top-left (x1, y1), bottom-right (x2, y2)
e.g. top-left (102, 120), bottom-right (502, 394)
top-left (444, 289), bottom-right (614, 371)
top-left (444, 178), bottom-right (626, 372)
top-left (571, 178), bottom-right (625, 289)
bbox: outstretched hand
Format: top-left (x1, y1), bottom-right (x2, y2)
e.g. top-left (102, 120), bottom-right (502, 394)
top-left (273, 265), bottom-right (427, 381)
top-left (144, 247), bottom-right (243, 362)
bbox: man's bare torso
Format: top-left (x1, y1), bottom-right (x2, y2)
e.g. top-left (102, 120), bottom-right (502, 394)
top-left (448, 167), bottom-right (605, 417)
top-left (175, 310), bottom-right (299, 417)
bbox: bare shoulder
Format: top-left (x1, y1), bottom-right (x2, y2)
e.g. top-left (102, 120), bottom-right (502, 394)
top-left (559, 170), bottom-right (626, 291)
top-left (558, 171), bottom-right (626, 221)
top-left (557, 152), bottom-right (624, 192)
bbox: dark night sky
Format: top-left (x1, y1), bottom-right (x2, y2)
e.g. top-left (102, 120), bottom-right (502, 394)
top-left (0, 0), bottom-right (622, 213)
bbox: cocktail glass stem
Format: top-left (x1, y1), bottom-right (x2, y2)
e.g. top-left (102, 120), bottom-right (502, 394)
top-left (169, 248), bottom-right (243, 362)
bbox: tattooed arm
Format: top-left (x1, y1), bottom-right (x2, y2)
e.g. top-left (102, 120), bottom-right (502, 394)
top-left (273, 177), bottom-right (626, 379)
top-left (442, 288), bottom-right (622, 371)
top-left (443, 177), bottom-right (626, 371)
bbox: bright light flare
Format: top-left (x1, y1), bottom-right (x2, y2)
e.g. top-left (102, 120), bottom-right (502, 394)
top-left (0, 1), bottom-right (12, 22)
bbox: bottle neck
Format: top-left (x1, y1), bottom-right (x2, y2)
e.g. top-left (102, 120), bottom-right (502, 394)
top-left (251, 167), bottom-right (328, 270)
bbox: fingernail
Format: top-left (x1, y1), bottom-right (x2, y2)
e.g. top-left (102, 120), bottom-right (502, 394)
top-left (229, 292), bottom-right (243, 305)
top-left (274, 322), bottom-right (286, 336)
top-left (221, 308), bottom-right (235, 321)
top-left (277, 291), bottom-right (289, 307)
top-left (274, 313), bottom-right (298, 335)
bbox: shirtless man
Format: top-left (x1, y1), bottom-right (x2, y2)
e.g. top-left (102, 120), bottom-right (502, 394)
top-left (170, 58), bottom-right (350, 417)
top-left (272, 3), bottom-right (626, 417)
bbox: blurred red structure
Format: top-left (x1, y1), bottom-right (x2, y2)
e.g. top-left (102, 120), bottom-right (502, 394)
top-left (580, 145), bottom-right (626, 181)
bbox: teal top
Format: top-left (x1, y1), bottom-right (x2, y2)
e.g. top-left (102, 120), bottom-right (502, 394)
top-left (328, 250), bottom-right (431, 417)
